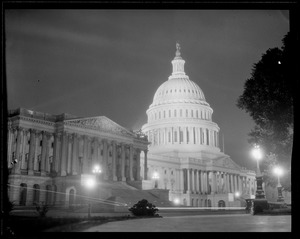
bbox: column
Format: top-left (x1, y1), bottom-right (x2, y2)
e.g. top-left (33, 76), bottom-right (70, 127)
top-left (112, 141), bottom-right (117, 181)
top-left (187, 169), bottom-right (191, 193)
top-left (143, 149), bottom-right (148, 180)
top-left (102, 139), bottom-right (108, 180)
top-left (28, 129), bottom-right (36, 175)
top-left (41, 131), bottom-right (48, 175)
top-left (238, 175), bottom-right (242, 193)
top-left (136, 149), bottom-right (141, 181)
top-left (202, 171), bottom-right (206, 193)
top-left (196, 170), bottom-right (199, 194)
top-left (227, 174), bottom-right (230, 193)
top-left (207, 171), bottom-right (210, 194)
top-left (14, 127), bottom-right (23, 174)
top-left (21, 129), bottom-right (28, 170)
top-left (211, 171), bottom-right (216, 194)
top-left (72, 133), bottom-right (78, 175)
top-left (121, 144), bottom-right (126, 181)
top-left (53, 132), bottom-right (61, 174)
top-left (200, 170), bottom-right (203, 194)
top-left (60, 132), bottom-right (68, 176)
top-left (7, 126), bottom-right (13, 166)
top-left (189, 127), bottom-right (193, 144)
top-left (180, 169), bottom-right (184, 193)
top-left (234, 174), bottom-right (238, 193)
top-left (230, 174), bottom-right (234, 193)
top-left (45, 133), bottom-right (51, 173)
top-left (129, 145), bottom-right (134, 180)
top-left (191, 169), bottom-right (195, 193)
top-left (67, 134), bottom-right (73, 175)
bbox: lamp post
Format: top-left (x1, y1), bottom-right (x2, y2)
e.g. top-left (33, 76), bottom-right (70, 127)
top-left (250, 145), bottom-right (268, 214)
top-left (152, 171), bottom-right (159, 189)
top-left (273, 166), bottom-right (284, 202)
top-left (84, 176), bottom-right (96, 219)
top-left (251, 145), bottom-right (265, 199)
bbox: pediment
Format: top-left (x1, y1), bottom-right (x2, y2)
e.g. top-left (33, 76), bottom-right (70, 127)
top-left (65, 116), bottom-right (135, 137)
top-left (214, 156), bottom-right (241, 170)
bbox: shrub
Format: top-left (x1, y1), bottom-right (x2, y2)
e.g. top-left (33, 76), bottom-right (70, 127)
top-left (35, 202), bottom-right (49, 217)
top-left (129, 199), bottom-right (159, 217)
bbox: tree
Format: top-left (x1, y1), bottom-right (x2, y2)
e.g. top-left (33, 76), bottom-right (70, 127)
top-left (237, 32), bottom-right (294, 190)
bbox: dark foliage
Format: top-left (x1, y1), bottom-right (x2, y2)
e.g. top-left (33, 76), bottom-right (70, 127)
top-left (128, 199), bottom-right (159, 217)
top-left (237, 32), bottom-right (293, 190)
top-left (35, 202), bottom-right (49, 217)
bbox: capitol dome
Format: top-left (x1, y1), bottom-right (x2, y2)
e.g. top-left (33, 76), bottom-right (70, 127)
top-left (142, 44), bottom-right (220, 155)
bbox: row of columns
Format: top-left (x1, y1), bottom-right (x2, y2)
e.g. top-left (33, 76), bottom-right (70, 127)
top-left (149, 108), bottom-right (212, 122)
top-left (8, 127), bottom-right (148, 181)
top-left (181, 169), bottom-right (251, 195)
top-left (146, 127), bottom-right (219, 147)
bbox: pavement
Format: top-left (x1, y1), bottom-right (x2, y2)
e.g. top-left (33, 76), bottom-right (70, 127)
top-left (81, 214), bottom-right (291, 232)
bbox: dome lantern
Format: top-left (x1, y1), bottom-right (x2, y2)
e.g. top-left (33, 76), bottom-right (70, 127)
top-left (171, 43), bottom-right (185, 76)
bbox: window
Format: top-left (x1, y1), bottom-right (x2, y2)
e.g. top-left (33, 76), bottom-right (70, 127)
top-left (180, 109), bottom-right (182, 117)
top-left (174, 131), bottom-right (177, 142)
top-left (206, 129), bottom-right (209, 145)
top-left (186, 109), bottom-right (188, 117)
top-left (168, 132), bottom-right (171, 142)
top-left (191, 110), bottom-right (193, 117)
top-left (196, 110), bottom-right (198, 118)
top-left (180, 130), bottom-right (183, 143)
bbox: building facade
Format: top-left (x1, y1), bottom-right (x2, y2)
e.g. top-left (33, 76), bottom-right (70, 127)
top-left (140, 44), bottom-right (256, 207)
top-left (7, 108), bottom-right (148, 206)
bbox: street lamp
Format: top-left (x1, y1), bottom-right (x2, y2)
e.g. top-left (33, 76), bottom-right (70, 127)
top-left (250, 145), bottom-right (269, 214)
top-left (152, 171), bottom-right (159, 189)
top-left (251, 145), bottom-right (265, 199)
top-left (273, 166), bottom-right (284, 202)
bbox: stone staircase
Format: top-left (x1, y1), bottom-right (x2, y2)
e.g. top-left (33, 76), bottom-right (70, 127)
top-left (74, 181), bottom-right (173, 213)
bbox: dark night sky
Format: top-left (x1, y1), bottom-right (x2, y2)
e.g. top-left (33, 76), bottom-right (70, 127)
top-left (5, 10), bottom-right (289, 170)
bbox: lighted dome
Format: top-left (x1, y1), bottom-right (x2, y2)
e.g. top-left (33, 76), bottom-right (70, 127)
top-left (151, 77), bottom-right (208, 107)
top-left (142, 43), bottom-right (220, 155)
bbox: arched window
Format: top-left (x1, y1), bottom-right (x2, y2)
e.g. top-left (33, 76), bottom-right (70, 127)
top-left (52, 185), bottom-right (57, 205)
top-left (218, 200), bottom-right (226, 207)
top-left (33, 184), bottom-right (40, 205)
top-left (19, 183), bottom-right (27, 206)
top-left (69, 189), bottom-right (75, 208)
top-left (46, 185), bottom-right (52, 205)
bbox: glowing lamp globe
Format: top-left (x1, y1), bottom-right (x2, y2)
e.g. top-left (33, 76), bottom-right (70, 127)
top-left (251, 147), bottom-right (263, 160)
top-left (273, 166), bottom-right (284, 177)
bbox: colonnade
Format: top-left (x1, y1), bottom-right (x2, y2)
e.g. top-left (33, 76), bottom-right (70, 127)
top-left (7, 126), bottom-right (148, 181)
top-left (181, 169), bottom-right (252, 195)
top-left (146, 127), bottom-right (219, 147)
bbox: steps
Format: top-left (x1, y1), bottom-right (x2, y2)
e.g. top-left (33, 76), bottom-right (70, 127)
top-left (74, 181), bottom-right (173, 213)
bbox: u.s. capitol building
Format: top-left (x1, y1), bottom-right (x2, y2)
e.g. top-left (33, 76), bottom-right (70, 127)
top-left (7, 44), bottom-right (256, 208)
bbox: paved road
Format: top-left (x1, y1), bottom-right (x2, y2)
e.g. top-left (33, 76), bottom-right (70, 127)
top-left (82, 214), bottom-right (291, 232)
